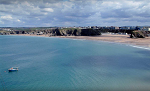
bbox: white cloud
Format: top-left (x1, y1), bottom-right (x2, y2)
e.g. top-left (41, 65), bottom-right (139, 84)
top-left (44, 12), bottom-right (48, 15)
top-left (1, 0), bottom-right (150, 27)
top-left (17, 19), bottom-right (21, 22)
top-left (35, 17), bottom-right (40, 20)
top-left (54, 18), bottom-right (58, 21)
top-left (1, 15), bottom-right (13, 20)
top-left (43, 23), bottom-right (52, 26)
top-left (43, 8), bottom-right (54, 12)
top-left (70, 0), bottom-right (75, 2)
top-left (24, 1), bottom-right (31, 6)
top-left (0, 20), bottom-right (4, 24)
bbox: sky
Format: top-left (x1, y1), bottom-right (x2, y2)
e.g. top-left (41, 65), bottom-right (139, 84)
top-left (0, 0), bottom-right (150, 27)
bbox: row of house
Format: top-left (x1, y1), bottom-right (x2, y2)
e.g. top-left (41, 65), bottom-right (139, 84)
top-left (75, 26), bottom-right (150, 31)
top-left (1, 26), bottom-right (150, 32)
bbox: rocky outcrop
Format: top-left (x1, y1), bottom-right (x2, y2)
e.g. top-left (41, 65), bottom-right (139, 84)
top-left (47, 29), bottom-right (101, 36)
top-left (0, 31), bottom-right (10, 35)
top-left (58, 29), bottom-right (81, 36)
top-left (1, 28), bottom-right (102, 36)
top-left (130, 30), bottom-right (148, 38)
top-left (81, 29), bottom-right (101, 36)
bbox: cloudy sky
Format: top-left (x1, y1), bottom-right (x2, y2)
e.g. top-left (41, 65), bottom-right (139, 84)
top-left (0, 0), bottom-right (150, 27)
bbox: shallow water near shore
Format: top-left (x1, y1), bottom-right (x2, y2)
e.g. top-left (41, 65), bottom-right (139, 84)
top-left (0, 35), bottom-right (150, 91)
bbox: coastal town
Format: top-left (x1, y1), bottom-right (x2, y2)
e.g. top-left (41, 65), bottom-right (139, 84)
top-left (1, 26), bottom-right (150, 48)
top-left (1, 26), bottom-right (150, 32)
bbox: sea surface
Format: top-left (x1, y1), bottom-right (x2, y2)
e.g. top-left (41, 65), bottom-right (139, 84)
top-left (0, 35), bottom-right (150, 91)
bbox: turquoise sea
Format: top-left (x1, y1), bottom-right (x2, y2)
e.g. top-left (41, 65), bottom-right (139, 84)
top-left (0, 35), bottom-right (150, 91)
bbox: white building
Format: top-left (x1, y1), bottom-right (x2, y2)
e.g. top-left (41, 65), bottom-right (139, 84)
top-left (141, 27), bottom-right (150, 31)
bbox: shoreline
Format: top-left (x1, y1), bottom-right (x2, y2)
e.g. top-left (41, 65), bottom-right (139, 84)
top-left (9, 34), bottom-right (150, 49)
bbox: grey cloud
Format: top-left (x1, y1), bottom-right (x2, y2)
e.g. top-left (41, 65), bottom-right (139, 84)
top-left (135, 10), bottom-right (150, 18)
top-left (101, 9), bottom-right (132, 19)
top-left (0, 0), bottom-right (14, 5)
top-left (42, 0), bottom-right (62, 3)
top-left (1, 0), bottom-right (150, 27)
top-left (122, 16), bottom-right (150, 23)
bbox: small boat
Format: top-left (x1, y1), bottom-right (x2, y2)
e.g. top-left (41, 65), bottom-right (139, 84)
top-left (8, 67), bottom-right (19, 72)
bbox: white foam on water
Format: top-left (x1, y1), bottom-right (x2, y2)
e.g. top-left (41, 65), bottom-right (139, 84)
top-left (129, 45), bottom-right (150, 50)
top-left (72, 39), bottom-right (86, 41)
top-left (96, 39), bottom-right (150, 51)
top-left (95, 40), bottom-right (150, 51)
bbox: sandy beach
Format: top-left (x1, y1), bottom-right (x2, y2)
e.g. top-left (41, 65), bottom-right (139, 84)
top-left (12, 34), bottom-right (150, 48)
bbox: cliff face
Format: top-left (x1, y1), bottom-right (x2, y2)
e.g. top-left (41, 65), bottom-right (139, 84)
top-left (58, 29), bottom-right (82, 36)
top-left (81, 29), bottom-right (101, 36)
top-left (130, 30), bottom-right (148, 38)
top-left (43, 29), bottom-right (82, 36)
top-left (0, 31), bottom-right (10, 35)
top-left (31, 29), bottom-right (101, 36)
top-left (54, 29), bottom-right (101, 36)
top-left (1, 28), bottom-right (102, 36)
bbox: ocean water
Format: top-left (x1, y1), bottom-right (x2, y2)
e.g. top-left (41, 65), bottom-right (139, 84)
top-left (0, 35), bottom-right (150, 91)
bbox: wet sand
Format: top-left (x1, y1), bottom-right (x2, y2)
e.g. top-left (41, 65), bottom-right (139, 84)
top-left (12, 34), bottom-right (150, 48)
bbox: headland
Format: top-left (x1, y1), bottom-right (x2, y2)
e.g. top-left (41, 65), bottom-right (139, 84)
top-left (1, 27), bottom-right (150, 49)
